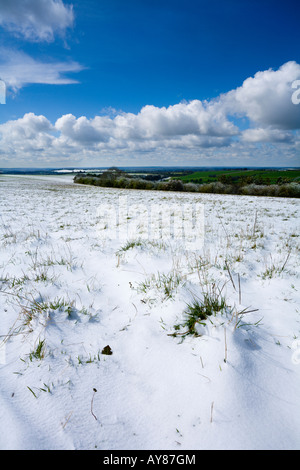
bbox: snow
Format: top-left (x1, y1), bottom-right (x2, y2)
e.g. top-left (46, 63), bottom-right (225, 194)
top-left (0, 174), bottom-right (299, 450)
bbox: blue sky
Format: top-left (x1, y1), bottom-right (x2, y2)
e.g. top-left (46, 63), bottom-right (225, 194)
top-left (0, 0), bottom-right (299, 167)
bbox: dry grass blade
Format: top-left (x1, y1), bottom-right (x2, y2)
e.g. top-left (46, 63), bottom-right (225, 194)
top-left (225, 260), bottom-right (236, 291)
top-left (210, 401), bottom-right (214, 423)
top-left (252, 209), bottom-right (258, 238)
top-left (280, 249), bottom-right (292, 272)
top-left (91, 388), bottom-right (98, 421)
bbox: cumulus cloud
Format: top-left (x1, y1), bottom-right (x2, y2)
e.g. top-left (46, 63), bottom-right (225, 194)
top-left (0, 62), bottom-right (299, 165)
top-left (54, 100), bottom-right (239, 150)
top-left (219, 61), bottom-right (300, 130)
top-left (0, 0), bottom-right (74, 42)
top-left (0, 112), bottom-right (54, 154)
top-left (0, 48), bottom-right (83, 91)
top-left (242, 127), bottom-right (294, 143)
top-left (124, 101), bottom-right (238, 139)
top-left (55, 114), bottom-right (112, 145)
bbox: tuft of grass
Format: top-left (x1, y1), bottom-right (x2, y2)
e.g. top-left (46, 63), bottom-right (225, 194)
top-left (260, 249), bottom-right (292, 279)
top-left (180, 300), bottom-right (210, 336)
top-left (29, 339), bottom-right (46, 361)
top-left (118, 239), bottom-right (144, 252)
top-left (116, 239), bottom-right (145, 266)
top-left (173, 284), bottom-right (227, 337)
top-left (137, 269), bottom-right (185, 301)
top-left (10, 275), bottom-right (30, 288)
top-left (77, 350), bottom-right (102, 364)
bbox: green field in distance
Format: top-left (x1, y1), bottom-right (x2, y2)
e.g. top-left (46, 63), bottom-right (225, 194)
top-left (174, 169), bottom-right (300, 185)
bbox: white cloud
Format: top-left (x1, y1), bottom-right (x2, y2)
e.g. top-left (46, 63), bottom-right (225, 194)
top-left (0, 0), bottom-right (74, 42)
top-left (0, 112), bottom-right (54, 154)
top-left (0, 48), bottom-right (83, 91)
top-left (242, 127), bottom-right (294, 143)
top-left (55, 114), bottom-right (112, 144)
top-left (219, 61), bottom-right (300, 130)
top-left (125, 101), bottom-right (238, 139)
top-left (54, 100), bottom-right (239, 150)
top-left (0, 62), bottom-right (299, 166)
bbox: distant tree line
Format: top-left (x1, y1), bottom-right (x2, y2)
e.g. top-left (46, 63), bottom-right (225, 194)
top-left (73, 168), bottom-right (300, 198)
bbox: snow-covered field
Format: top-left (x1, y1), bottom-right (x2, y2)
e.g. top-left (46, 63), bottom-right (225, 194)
top-left (0, 174), bottom-right (299, 450)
